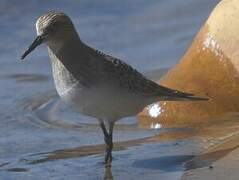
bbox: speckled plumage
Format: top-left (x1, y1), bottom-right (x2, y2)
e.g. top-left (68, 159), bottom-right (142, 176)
top-left (22, 11), bottom-right (208, 164)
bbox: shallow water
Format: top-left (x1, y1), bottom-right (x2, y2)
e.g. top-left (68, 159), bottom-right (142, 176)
top-left (0, 0), bottom-right (227, 179)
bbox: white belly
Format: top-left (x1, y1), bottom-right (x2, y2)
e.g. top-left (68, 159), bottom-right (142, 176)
top-left (58, 83), bottom-right (147, 120)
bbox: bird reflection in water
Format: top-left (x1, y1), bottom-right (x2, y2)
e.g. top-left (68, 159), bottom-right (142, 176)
top-left (104, 165), bottom-right (113, 180)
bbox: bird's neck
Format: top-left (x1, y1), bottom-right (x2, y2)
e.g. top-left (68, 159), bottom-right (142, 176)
top-left (47, 30), bottom-right (83, 54)
top-left (47, 29), bottom-right (89, 69)
top-left (47, 30), bottom-right (92, 88)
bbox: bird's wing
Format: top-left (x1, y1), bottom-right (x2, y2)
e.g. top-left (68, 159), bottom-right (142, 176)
top-left (96, 51), bottom-right (188, 95)
top-left (90, 48), bottom-right (208, 101)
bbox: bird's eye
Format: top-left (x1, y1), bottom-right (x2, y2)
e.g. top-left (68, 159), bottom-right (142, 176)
top-left (45, 26), bottom-right (54, 33)
top-left (45, 21), bottom-right (61, 33)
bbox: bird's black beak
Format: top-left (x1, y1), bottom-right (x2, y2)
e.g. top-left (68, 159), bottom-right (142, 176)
top-left (21, 35), bottom-right (43, 60)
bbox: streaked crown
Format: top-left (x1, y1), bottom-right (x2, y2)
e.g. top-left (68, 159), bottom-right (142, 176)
top-left (36, 11), bottom-right (74, 37)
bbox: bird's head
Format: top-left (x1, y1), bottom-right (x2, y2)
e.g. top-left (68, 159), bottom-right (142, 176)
top-left (21, 11), bottom-right (76, 60)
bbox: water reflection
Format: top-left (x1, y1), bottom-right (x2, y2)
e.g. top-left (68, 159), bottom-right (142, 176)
top-left (25, 137), bottom-right (150, 165)
top-left (147, 103), bottom-right (163, 118)
top-left (1, 73), bottom-right (49, 83)
top-left (150, 122), bottom-right (162, 129)
top-left (104, 166), bottom-right (113, 180)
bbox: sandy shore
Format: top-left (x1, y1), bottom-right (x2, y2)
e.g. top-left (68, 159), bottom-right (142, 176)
top-left (182, 133), bottom-right (239, 180)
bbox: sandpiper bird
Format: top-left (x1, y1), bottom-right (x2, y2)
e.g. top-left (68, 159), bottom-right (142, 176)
top-left (21, 11), bottom-right (208, 165)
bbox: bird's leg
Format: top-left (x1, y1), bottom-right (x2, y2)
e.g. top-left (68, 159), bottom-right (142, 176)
top-left (99, 121), bottom-right (110, 164)
top-left (99, 120), bottom-right (115, 165)
top-left (106, 121), bottom-right (114, 164)
top-left (100, 120), bottom-right (109, 138)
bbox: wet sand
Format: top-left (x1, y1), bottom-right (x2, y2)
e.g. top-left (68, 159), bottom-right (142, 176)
top-left (182, 132), bottom-right (239, 180)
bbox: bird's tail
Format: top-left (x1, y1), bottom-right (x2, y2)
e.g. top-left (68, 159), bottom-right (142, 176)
top-left (161, 92), bottom-right (209, 101)
top-left (153, 84), bottom-right (209, 101)
top-left (155, 86), bottom-right (209, 101)
top-left (169, 95), bottom-right (209, 101)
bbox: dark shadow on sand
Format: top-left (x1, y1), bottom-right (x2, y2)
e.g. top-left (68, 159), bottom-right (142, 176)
top-left (185, 144), bottom-right (239, 170)
top-left (133, 155), bottom-right (194, 172)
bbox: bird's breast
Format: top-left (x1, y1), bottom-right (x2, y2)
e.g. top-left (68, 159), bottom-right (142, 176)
top-left (48, 49), bottom-right (80, 96)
